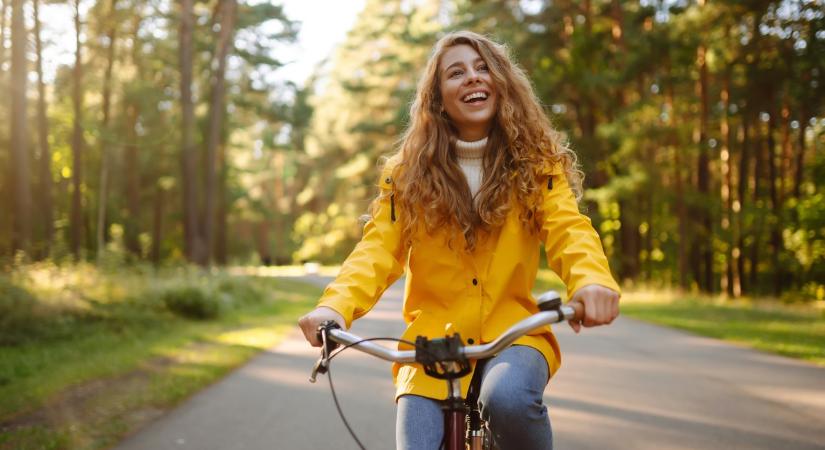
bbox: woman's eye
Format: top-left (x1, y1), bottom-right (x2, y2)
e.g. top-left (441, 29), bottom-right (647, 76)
top-left (449, 70), bottom-right (463, 78)
top-left (478, 64), bottom-right (489, 72)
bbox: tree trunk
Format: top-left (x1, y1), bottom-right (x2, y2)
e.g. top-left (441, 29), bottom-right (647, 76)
top-left (70, 0), bottom-right (85, 260)
top-left (793, 107), bottom-right (808, 199)
top-left (151, 183), bottom-right (164, 266)
top-left (215, 142), bottom-right (228, 265)
top-left (779, 101), bottom-right (793, 205)
top-left (612, 0), bottom-right (637, 283)
top-left (749, 116), bottom-right (765, 290)
top-left (0, 0), bottom-right (8, 81)
top-left (719, 69), bottom-right (742, 297)
top-left (720, 66), bottom-right (735, 296)
top-left (123, 14), bottom-right (143, 257)
top-left (665, 59), bottom-right (688, 290)
top-left (737, 111), bottom-right (751, 294)
top-left (255, 220), bottom-right (270, 265)
top-left (694, 38), bottom-right (713, 293)
top-left (202, 0), bottom-right (237, 266)
top-left (767, 107), bottom-right (782, 296)
top-left (124, 102), bottom-right (141, 256)
top-left (9, 0), bottom-right (31, 256)
top-left (618, 200), bottom-right (640, 282)
top-left (96, 0), bottom-right (117, 260)
top-left (33, 0), bottom-right (52, 259)
top-left (179, 0), bottom-right (203, 263)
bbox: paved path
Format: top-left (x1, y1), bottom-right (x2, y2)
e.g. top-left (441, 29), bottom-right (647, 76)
top-left (116, 276), bottom-right (825, 450)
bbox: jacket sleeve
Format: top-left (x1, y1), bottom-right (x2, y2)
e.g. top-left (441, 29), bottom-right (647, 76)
top-left (540, 168), bottom-right (621, 300)
top-left (315, 164), bottom-right (407, 328)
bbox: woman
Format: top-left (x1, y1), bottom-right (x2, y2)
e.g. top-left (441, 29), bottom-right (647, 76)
top-left (298, 31), bottom-right (620, 450)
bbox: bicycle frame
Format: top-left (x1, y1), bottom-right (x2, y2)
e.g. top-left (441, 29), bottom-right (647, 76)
top-left (310, 291), bottom-right (581, 450)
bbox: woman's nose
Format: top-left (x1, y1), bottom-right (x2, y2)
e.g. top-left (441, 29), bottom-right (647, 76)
top-left (465, 68), bottom-right (481, 84)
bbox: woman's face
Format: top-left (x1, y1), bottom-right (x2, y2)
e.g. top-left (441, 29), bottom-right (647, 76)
top-left (438, 44), bottom-right (498, 141)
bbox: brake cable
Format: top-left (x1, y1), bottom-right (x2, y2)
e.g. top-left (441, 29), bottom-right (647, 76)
top-left (318, 328), bottom-right (416, 450)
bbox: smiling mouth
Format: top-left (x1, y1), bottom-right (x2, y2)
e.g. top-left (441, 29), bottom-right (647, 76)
top-left (462, 91), bottom-right (489, 103)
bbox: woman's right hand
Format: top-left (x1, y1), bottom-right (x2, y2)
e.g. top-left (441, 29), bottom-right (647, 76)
top-left (298, 306), bottom-right (346, 347)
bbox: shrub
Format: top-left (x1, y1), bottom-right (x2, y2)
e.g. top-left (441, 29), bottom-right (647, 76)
top-left (161, 285), bottom-right (222, 320)
top-left (0, 277), bottom-right (41, 345)
top-left (217, 277), bottom-right (263, 307)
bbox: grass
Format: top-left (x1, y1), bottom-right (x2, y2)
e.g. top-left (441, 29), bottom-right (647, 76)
top-left (0, 263), bottom-right (322, 450)
top-left (534, 268), bottom-right (825, 366)
top-left (620, 291), bottom-right (825, 366)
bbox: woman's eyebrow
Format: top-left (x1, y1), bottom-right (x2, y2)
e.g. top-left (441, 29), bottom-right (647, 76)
top-left (443, 57), bottom-right (484, 73)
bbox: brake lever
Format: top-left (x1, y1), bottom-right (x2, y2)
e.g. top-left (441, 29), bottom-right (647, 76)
top-left (309, 357), bottom-right (327, 383)
top-left (308, 320), bottom-right (341, 383)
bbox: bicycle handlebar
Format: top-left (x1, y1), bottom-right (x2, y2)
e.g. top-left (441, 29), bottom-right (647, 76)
top-left (309, 290), bottom-right (582, 383)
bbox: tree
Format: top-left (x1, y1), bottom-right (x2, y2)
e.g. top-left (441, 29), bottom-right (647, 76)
top-left (202, 0), bottom-right (237, 266)
top-left (9, 0), bottom-right (30, 256)
top-left (292, 0), bottom-right (440, 262)
top-left (178, 0), bottom-right (201, 263)
top-left (33, 0), bottom-right (52, 259)
top-left (95, 0), bottom-right (117, 260)
top-left (70, 0), bottom-right (85, 259)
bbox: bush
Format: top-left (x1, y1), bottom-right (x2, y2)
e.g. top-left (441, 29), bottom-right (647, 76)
top-left (0, 277), bottom-right (41, 345)
top-left (161, 285), bottom-right (222, 320)
top-left (217, 277), bottom-right (263, 307)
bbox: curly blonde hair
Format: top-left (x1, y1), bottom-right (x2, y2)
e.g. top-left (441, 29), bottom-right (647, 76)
top-left (383, 31), bottom-right (582, 251)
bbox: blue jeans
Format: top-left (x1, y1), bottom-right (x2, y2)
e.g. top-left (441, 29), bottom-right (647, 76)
top-left (396, 345), bottom-right (553, 450)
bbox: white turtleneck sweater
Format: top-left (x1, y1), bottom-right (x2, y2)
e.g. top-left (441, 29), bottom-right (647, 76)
top-left (454, 137), bottom-right (486, 199)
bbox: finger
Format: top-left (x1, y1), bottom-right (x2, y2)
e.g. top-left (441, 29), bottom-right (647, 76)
top-left (299, 318), bottom-right (321, 347)
top-left (309, 326), bottom-right (322, 347)
top-left (584, 297), bottom-right (599, 327)
top-left (595, 295), bottom-right (608, 325)
top-left (569, 299), bottom-right (585, 322)
top-left (568, 319), bottom-right (581, 334)
top-left (607, 298), bottom-right (619, 323)
top-left (302, 325), bottom-right (316, 347)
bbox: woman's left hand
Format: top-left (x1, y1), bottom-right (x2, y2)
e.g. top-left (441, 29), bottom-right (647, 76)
top-left (568, 284), bottom-right (620, 333)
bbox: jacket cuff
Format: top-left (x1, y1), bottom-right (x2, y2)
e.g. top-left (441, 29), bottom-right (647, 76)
top-left (567, 279), bottom-right (622, 302)
top-left (316, 295), bottom-right (355, 329)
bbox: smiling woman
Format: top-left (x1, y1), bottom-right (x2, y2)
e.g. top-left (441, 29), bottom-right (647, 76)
top-left (299, 30), bottom-right (621, 450)
top-left (439, 45), bottom-right (498, 141)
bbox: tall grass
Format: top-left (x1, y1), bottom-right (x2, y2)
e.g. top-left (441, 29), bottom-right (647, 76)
top-left (0, 262), bottom-right (322, 450)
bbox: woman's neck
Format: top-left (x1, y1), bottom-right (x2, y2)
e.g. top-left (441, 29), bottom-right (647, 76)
top-left (457, 129), bottom-right (488, 141)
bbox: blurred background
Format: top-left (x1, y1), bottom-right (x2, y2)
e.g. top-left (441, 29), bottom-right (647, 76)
top-left (1, 0), bottom-right (823, 297)
top-left (1, 1), bottom-right (824, 448)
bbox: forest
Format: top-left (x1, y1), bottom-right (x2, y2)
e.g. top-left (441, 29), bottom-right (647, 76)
top-left (2, 0), bottom-right (823, 299)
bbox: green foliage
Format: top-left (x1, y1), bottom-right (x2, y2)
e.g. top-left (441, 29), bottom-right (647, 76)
top-left (291, 0), bottom-right (441, 261)
top-left (0, 263), bottom-right (281, 347)
top-left (0, 264), bottom-right (322, 449)
top-left (160, 285), bottom-right (222, 320)
top-left (216, 276), bottom-right (263, 306)
top-left (0, 278), bottom-right (40, 346)
top-left (3, 0), bottom-right (823, 298)
top-left (157, 273), bottom-right (270, 320)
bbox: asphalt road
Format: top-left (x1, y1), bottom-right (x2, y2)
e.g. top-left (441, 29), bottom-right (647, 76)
top-left (116, 275), bottom-right (825, 450)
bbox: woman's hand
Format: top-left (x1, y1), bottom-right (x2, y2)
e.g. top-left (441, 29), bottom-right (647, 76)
top-left (567, 284), bottom-right (620, 333)
top-left (298, 306), bottom-right (347, 347)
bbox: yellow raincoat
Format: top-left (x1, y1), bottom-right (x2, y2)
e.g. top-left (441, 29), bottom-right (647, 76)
top-left (316, 157), bottom-right (620, 401)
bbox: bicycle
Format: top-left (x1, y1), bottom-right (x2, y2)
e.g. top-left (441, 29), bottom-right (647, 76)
top-left (308, 290), bottom-right (583, 450)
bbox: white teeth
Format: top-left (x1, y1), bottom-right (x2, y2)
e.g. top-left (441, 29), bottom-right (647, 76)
top-left (462, 92), bottom-right (488, 102)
